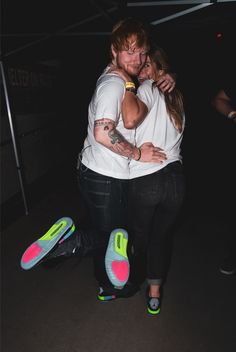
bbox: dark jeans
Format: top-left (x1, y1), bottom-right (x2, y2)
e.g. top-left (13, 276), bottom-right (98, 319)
top-left (128, 161), bottom-right (186, 285)
top-left (77, 163), bottom-right (129, 288)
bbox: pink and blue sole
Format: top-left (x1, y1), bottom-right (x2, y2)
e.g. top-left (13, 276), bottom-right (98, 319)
top-left (105, 228), bottom-right (130, 289)
top-left (20, 217), bottom-right (75, 270)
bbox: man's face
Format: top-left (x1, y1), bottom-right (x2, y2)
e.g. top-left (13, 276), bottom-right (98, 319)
top-left (138, 57), bottom-right (156, 83)
top-left (116, 48), bottom-right (147, 77)
top-left (113, 36), bottom-right (148, 77)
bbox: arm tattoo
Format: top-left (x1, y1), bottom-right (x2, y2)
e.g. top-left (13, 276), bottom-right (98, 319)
top-left (94, 118), bottom-right (136, 159)
top-left (108, 129), bottom-right (135, 159)
top-left (108, 129), bottom-right (125, 144)
top-left (94, 120), bottom-right (114, 128)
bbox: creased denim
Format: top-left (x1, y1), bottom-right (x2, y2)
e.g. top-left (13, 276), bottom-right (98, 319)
top-left (128, 161), bottom-right (186, 283)
top-left (77, 163), bottom-right (129, 288)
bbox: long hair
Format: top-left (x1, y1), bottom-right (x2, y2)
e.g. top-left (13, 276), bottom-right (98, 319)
top-left (150, 46), bottom-right (184, 132)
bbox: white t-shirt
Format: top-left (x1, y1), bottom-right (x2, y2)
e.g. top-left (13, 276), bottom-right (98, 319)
top-left (129, 79), bottom-right (185, 179)
top-left (79, 66), bottom-right (136, 179)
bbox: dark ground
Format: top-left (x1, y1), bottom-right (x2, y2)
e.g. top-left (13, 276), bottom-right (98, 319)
top-left (1, 44), bottom-right (236, 351)
top-left (1, 162), bottom-right (236, 352)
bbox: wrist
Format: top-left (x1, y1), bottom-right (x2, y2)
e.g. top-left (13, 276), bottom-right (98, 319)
top-left (125, 81), bottom-right (136, 94)
top-left (134, 147), bottom-right (141, 161)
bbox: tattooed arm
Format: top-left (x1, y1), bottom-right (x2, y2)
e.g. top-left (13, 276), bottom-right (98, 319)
top-left (94, 118), bottom-right (167, 163)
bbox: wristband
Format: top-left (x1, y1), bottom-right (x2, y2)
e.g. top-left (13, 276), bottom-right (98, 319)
top-left (228, 111), bottom-right (236, 120)
top-left (125, 81), bottom-right (136, 89)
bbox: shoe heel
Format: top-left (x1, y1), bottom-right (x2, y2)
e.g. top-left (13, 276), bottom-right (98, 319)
top-left (105, 228), bottom-right (130, 288)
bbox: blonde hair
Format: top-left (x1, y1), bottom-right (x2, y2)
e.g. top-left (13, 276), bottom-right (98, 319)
top-left (150, 46), bottom-right (184, 132)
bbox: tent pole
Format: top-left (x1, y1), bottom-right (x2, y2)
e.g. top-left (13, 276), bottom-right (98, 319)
top-left (0, 60), bottom-right (29, 215)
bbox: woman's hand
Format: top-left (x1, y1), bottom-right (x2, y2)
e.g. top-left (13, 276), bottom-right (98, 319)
top-left (156, 73), bottom-right (176, 93)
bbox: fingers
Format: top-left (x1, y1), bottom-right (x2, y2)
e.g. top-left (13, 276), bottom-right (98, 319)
top-left (140, 143), bottom-right (164, 150)
top-left (156, 79), bottom-right (175, 93)
top-left (140, 142), bottom-right (154, 148)
top-left (149, 148), bottom-right (167, 163)
top-left (155, 147), bottom-right (164, 152)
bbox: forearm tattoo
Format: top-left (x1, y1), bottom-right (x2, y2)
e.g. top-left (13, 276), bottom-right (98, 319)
top-left (94, 119), bottom-right (136, 159)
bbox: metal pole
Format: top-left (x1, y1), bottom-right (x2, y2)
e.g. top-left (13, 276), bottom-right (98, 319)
top-left (0, 60), bottom-right (29, 215)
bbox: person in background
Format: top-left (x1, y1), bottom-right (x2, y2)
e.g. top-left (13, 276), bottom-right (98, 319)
top-left (211, 80), bottom-right (236, 275)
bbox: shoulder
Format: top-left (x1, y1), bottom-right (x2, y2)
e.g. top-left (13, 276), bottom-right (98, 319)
top-left (98, 70), bottom-right (124, 87)
top-left (94, 73), bottom-right (124, 100)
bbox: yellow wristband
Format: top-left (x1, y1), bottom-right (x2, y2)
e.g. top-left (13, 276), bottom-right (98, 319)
top-left (125, 81), bottom-right (136, 89)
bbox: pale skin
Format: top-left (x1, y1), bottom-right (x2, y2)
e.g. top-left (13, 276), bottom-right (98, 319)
top-left (94, 37), bottom-right (170, 163)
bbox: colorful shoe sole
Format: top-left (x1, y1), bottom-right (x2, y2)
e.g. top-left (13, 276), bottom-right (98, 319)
top-left (97, 294), bottom-right (116, 301)
top-left (105, 228), bottom-right (130, 289)
top-left (20, 217), bottom-right (75, 270)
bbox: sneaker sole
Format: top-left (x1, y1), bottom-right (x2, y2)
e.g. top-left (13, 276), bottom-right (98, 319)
top-left (20, 217), bottom-right (75, 270)
top-left (97, 294), bottom-right (116, 301)
top-left (147, 307), bottom-right (161, 315)
top-left (105, 228), bottom-right (129, 289)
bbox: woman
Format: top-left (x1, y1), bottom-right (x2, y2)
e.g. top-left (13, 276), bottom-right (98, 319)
top-left (123, 46), bottom-right (186, 315)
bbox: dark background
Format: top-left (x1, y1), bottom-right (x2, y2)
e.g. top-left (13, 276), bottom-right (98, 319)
top-left (1, 4), bottom-right (236, 352)
top-left (1, 0), bottom-right (236, 224)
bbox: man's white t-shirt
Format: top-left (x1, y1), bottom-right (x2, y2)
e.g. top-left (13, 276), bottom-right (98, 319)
top-left (80, 66), bottom-right (136, 179)
top-left (129, 79), bottom-right (185, 179)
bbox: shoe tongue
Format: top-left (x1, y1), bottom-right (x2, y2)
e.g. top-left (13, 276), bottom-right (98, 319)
top-left (149, 298), bottom-right (160, 309)
top-left (98, 287), bottom-right (104, 294)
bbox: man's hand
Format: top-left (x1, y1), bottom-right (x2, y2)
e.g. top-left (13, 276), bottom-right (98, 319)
top-left (139, 142), bottom-right (167, 163)
top-left (156, 73), bottom-right (176, 93)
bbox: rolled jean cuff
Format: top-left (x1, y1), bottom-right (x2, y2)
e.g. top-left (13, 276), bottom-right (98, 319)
top-left (147, 278), bottom-right (162, 285)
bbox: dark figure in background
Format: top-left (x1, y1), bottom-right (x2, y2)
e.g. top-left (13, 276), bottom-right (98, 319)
top-left (211, 77), bottom-right (236, 275)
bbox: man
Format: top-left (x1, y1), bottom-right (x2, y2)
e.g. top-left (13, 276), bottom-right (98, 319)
top-left (77, 18), bottom-right (170, 300)
top-left (20, 18), bottom-right (175, 301)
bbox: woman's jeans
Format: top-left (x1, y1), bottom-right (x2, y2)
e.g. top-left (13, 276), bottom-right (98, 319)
top-left (77, 163), bottom-right (129, 288)
top-left (128, 161), bottom-right (186, 286)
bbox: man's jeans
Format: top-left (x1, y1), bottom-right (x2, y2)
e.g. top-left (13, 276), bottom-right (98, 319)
top-left (77, 163), bottom-right (129, 288)
top-left (128, 161), bottom-right (186, 285)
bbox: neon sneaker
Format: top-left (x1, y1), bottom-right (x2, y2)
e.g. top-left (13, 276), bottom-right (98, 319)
top-left (97, 282), bottom-right (140, 302)
top-left (105, 228), bottom-right (130, 289)
top-left (147, 297), bottom-right (161, 315)
top-left (20, 217), bottom-right (75, 270)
